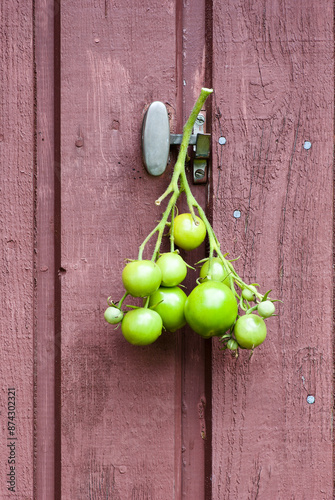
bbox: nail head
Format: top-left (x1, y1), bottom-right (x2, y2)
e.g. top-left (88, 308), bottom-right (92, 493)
top-left (219, 137), bottom-right (226, 145)
top-left (233, 210), bottom-right (241, 219)
top-left (303, 141), bottom-right (312, 150)
top-left (307, 395), bottom-right (315, 404)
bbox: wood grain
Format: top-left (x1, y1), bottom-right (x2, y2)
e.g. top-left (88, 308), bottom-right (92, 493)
top-left (0, 2), bottom-right (34, 498)
top-left (60, 1), bottom-right (182, 497)
top-left (180, 0), bottom-right (213, 498)
top-left (211, 1), bottom-right (333, 498)
top-left (35, 0), bottom-right (60, 498)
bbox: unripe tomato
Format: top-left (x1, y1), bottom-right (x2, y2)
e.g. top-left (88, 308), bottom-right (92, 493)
top-left (104, 306), bottom-right (124, 324)
top-left (227, 339), bottom-right (239, 350)
top-left (200, 257), bottom-right (230, 286)
top-left (156, 252), bottom-right (187, 287)
top-left (184, 281), bottom-right (238, 338)
top-left (257, 300), bottom-right (275, 318)
top-left (122, 260), bottom-right (162, 297)
top-left (121, 308), bottom-right (162, 345)
top-left (173, 213), bottom-right (206, 251)
top-left (148, 286), bottom-right (187, 332)
top-left (234, 314), bottom-right (267, 349)
top-left (242, 285), bottom-right (257, 301)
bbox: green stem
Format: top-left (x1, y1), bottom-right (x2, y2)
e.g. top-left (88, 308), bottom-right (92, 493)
top-left (118, 292), bottom-right (129, 310)
top-left (138, 87), bottom-right (264, 303)
top-left (140, 88), bottom-right (214, 259)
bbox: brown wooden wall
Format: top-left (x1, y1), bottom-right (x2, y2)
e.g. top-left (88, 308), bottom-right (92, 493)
top-left (0, 1), bottom-right (333, 499)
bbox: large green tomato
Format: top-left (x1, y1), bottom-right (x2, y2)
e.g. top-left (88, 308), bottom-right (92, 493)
top-left (156, 252), bottom-right (187, 287)
top-left (148, 286), bottom-right (187, 332)
top-left (184, 281), bottom-right (238, 338)
top-left (121, 308), bottom-right (162, 345)
top-left (199, 257), bottom-right (230, 286)
top-left (122, 260), bottom-right (162, 297)
top-left (234, 314), bottom-right (267, 349)
top-left (173, 213), bottom-right (206, 251)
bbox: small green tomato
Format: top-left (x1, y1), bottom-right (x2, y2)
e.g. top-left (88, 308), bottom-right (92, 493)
top-left (104, 306), bottom-right (124, 325)
top-left (156, 252), bottom-right (187, 287)
top-left (199, 257), bottom-right (230, 286)
top-left (258, 300), bottom-right (275, 318)
top-left (122, 260), bottom-right (162, 297)
top-left (234, 314), bottom-right (267, 349)
top-left (227, 339), bottom-right (239, 350)
top-left (241, 285), bottom-right (258, 301)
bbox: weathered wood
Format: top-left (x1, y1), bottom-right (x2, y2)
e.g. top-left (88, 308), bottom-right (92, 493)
top-left (35, 0), bottom-right (60, 498)
top-left (0, 2), bottom-right (34, 498)
top-left (60, 1), bottom-right (183, 497)
top-left (181, 0), bottom-right (213, 497)
top-left (211, 1), bottom-right (333, 498)
top-left (2, 0), bottom-right (334, 497)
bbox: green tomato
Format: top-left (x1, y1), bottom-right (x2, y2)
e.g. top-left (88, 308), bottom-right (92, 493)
top-left (234, 314), bottom-right (267, 349)
top-left (122, 260), bottom-right (162, 297)
top-left (156, 252), bottom-right (187, 287)
top-left (241, 285), bottom-right (258, 301)
top-left (200, 257), bottom-right (230, 286)
top-left (148, 286), bottom-right (187, 332)
top-left (184, 281), bottom-right (238, 338)
top-left (173, 213), bottom-right (206, 251)
top-left (104, 306), bottom-right (124, 324)
top-left (121, 308), bottom-right (162, 345)
top-left (258, 300), bottom-right (275, 318)
top-left (227, 339), bottom-right (239, 350)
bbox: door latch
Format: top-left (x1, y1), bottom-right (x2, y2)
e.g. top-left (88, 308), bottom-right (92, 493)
top-left (142, 102), bottom-right (211, 182)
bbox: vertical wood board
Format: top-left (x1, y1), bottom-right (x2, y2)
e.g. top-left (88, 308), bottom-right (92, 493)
top-left (211, 1), bottom-right (333, 498)
top-left (179, 0), bottom-right (213, 498)
top-left (0, 2), bottom-right (34, 498)
top-left (61, 1), bottom-right (182, 498)
top-left (35, 0), bottom-right (61, 498)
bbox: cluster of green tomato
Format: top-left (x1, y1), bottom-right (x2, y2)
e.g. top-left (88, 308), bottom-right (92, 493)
top-left (104, 88), bottom-right (277, 354)
top-left (104, 212), bottom-right (276, 353)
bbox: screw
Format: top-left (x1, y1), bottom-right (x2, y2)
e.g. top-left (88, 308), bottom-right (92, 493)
top-left (233, 210), bottom-right (241, 219)
top-left (194, 169), bottom-right (205, 179)
top-left (307, 395), bottom-right (315, 404)
top-left (303, 141), bottom-right (312, 150)
top-left (196, 115), bottom-right (205, 126)
top-left (218, 137), bottom-right (226, 145)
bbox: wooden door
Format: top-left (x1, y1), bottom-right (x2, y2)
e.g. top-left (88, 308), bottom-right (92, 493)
top-left (0, 0), bottom-right (333, 499)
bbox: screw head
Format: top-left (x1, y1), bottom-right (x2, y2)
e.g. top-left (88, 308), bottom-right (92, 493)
top-left (307, 395), bottom-right (315, 404)
top-left (303, 141), bottom-right (312, 150)
top-left (196, 115), bottom-right (205, 126)
top-left (219, 137), bottom-right (226, 145)
top-left (194, 169), bottom-right (205, 179)
top-left (233, 210), bottom-right (241, 219)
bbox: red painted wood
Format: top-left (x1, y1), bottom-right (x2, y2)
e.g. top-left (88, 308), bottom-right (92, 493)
top-left (35, 1), bottom-right (60, 498)
top-left (1, 1), bottom-right (334, 498)
top-left (0, 2), bottom-right (35, 498)
top-left (60, 1), bottom-right (183, 498)
top-left (180, 0), bottom-right (213, 497)
top-left (211, 1), bottom-right (333, 498)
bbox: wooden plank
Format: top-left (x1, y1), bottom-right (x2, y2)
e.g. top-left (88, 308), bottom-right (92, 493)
top-left (60, 1), bottom-right (182, 497)
top-left (35, 0), bottom-right (60, 498)
top-left (0, 2), bottom-right (34, 498)
top-left (211, 0), bottom-right (333, 498)
top-left (180, 0), bottom-right (213, 498)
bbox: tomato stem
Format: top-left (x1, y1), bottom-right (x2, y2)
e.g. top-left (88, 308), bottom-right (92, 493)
top-left (139, 87), bottom-right (265, 304)
top-left (117, 292), bottom-right (129, 310)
